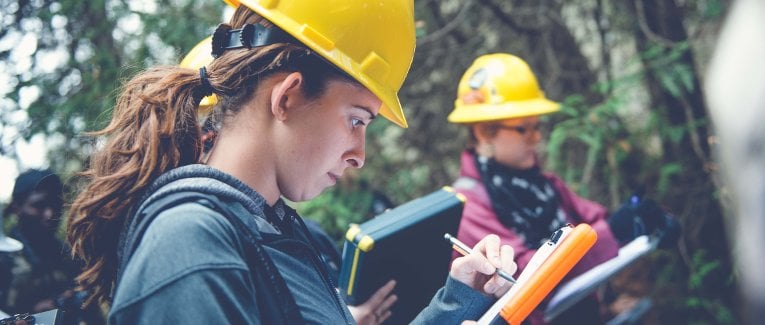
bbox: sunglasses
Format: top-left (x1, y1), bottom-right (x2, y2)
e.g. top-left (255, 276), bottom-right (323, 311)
top-left (495, 123), bottom-right (542, 135)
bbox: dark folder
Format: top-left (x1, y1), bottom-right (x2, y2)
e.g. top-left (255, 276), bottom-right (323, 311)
top-left (338, 187), bottom-right (464, 324)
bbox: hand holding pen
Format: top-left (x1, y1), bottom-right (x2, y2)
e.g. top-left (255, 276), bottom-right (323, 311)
top-left (445, 233), bottom-right (517, 283)
top-left (445, 233), bottom-right (518, 297)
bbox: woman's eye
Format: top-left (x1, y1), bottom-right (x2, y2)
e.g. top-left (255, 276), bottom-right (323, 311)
top-left (351, 118), bottom-right (366, 128)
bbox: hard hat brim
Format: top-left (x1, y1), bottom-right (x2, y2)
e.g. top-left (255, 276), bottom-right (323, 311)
top-left (448, 98), bottom-right (560, 124)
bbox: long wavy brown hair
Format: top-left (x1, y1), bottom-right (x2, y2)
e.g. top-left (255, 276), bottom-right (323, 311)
top-left (67, 6), bottom-right (355, 306)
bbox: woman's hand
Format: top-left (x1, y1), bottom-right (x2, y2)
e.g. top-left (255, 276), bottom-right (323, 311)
top-left (348, 279), bottom-right (398, 325)
top-left (450, 234), bottom-right (517, 298)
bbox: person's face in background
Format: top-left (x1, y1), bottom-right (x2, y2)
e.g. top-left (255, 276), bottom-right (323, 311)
top-left (14, 185), bottom-right (64, 235)
top-left (476, 115), bottom-right (543, 170)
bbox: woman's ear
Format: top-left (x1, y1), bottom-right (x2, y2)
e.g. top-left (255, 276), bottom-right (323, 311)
top-left (472, 124), bottom-right (495, 143)
top-left (270, 72), bottom-right (304, 121)
top-left (473, 124), bottom-right (497, 158)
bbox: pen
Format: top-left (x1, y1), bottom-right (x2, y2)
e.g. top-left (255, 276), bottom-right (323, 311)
top-left (444, 233), bottom-right (517, 284)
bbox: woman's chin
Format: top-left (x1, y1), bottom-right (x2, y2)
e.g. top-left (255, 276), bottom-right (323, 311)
top-left (510, 160), bottom-right (536, 170)
top-left (290, 187), bottom-right (329, 202)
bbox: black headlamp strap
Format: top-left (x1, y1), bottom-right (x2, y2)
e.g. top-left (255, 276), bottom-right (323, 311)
top-left (211, 23), bottom-right (300, 58)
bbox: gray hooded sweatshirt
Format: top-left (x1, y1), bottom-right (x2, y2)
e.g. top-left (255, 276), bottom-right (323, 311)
top-left (109, 165), bottom-right (493, 324)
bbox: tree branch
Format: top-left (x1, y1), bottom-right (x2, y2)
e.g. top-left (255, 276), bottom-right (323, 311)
top-left (634, 0), bottom-right (680, 47)
top-left (596, 0), bottom-right (614, 95)
top-left (477, 0), bottom-right (541, 35)
top-left (417, 0), bottom-right (474, 46)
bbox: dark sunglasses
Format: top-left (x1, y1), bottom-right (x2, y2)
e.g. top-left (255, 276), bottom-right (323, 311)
top-left (495, 123), bottom-right (542, 135)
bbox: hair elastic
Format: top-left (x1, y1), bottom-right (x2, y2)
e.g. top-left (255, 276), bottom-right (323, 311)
top-left (197, 66), bottom-right (215, 99)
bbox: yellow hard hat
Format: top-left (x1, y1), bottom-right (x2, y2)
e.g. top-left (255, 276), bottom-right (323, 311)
top-left (224, 0), bottom-right (416, 128)
top-left (448, 53), bottom-right (560, 124)
top-left (180, 37), bottom-right (217, 113)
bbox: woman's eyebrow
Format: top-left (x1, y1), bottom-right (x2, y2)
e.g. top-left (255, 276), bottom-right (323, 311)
top-left (354, 106), bottom-right (376, 120)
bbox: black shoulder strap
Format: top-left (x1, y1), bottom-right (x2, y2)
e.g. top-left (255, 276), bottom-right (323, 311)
top-left (194, 197), bottom-right (304, 324)
top-left (120, 191), bottom-right (304, 324)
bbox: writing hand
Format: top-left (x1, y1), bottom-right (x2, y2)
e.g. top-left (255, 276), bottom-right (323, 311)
top-left (449, 234), bottom-right (517, 298)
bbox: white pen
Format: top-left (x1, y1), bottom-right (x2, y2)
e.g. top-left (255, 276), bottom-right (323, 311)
top-left (444, 233), bottom-right (517, 283)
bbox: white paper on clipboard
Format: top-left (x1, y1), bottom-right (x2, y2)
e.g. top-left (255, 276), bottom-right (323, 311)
top-left (543, 235), bottom-right (658, 322)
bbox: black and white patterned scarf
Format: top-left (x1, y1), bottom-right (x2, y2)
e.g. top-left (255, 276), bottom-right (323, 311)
top-left (475, 154), bottom-right (567, 248)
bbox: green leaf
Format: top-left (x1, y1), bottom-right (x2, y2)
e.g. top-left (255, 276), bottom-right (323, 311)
top-left (666, 125), bottom-right (686, 144)
top-left (686, 297), bottom-right (702, 308)
top-left (658, 70), bottom-right (682, 97)
top-left (677, 64), bottom-right (695, 93)
top-left (657, 163), bottom-right (682, 194)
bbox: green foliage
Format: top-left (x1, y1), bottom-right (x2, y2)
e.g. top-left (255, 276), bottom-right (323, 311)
top-left (546, 39), bottom-right (738, 323)
top-left (639, 248), bottom-right (735, 324)
top-left (294, 181), bottom-right (375, 246)
top-left (657, 163), bottom-right (682, 195)
top-left (545, 40), bottom-right (716, 203)
top-left (545, 77), bottom-right (642, 201)
top-left (664, 250), bottom-right (735, 324)
top-left (688, 251), bottom-right (723, 290)
top-left (0, 0), bottom-right (223, 173)
top-left (691, 0), bottom-right (726, 19)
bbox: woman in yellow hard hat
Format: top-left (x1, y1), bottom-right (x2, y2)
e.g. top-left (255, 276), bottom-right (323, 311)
top-left (178, 36), bottom-right (405, 325)
top-left (66, 1), bottom-right (517, 324)
top-left (448, 53), bottom-right (621, 324)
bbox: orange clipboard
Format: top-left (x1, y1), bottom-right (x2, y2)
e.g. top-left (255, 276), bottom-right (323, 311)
top-left (477, 223), bottom-right (598, 325)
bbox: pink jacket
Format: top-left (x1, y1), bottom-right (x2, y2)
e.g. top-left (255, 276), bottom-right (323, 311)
top-left (453, 151), bottom-right (619, 323)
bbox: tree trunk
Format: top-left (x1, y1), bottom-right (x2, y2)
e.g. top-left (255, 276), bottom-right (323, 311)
top-left (627, 0), bottom-right (739, 321)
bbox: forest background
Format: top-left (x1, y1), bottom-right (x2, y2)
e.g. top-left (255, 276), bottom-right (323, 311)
top-left (0, 0), bottom-right (740, 323)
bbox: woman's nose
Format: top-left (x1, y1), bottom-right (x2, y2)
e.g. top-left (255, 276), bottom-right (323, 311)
top-left (528, 129), bottom-right (542, 144)
top-left (345, 136), bottom-right (366, 169)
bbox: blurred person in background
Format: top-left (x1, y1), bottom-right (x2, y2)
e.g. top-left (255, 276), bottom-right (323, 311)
top-left (1, 169), bottom-right (103, 324)
top-left (447, 53), bottom-right (678, 324)
top-left (705, 0), bottom-right (765, 323)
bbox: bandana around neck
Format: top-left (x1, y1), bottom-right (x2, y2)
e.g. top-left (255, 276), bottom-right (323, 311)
top-left (475, 153), bottom-right (567, 248)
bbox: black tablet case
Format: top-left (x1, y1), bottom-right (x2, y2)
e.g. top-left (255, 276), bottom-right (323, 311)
top-left (338, 187), bottom-right (464, 324)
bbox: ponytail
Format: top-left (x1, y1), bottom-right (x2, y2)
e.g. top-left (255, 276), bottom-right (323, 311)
top-left (68, 5), bottom-right (357, 307)
top-left (67, 66), bottom-right (207, 306)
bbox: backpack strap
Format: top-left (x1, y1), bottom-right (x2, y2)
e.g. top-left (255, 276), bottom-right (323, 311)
top-left (195, 197), bottom-right (304, 324)
top-left (119, 191), bottom-right (303, 324)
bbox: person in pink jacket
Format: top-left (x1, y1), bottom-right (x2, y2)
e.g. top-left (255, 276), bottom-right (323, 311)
top-left (447, 53), bottom-right (620, 324)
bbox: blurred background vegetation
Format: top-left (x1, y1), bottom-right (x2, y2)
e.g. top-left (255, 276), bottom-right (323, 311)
top-left (0, 0), bottom-right (738, 323)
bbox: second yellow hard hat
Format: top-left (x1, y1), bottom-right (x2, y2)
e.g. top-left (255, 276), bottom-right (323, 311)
top-left (180, 37), bottom-right (216, 113)
top-left (448, 53), bottom-right (560, 124)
